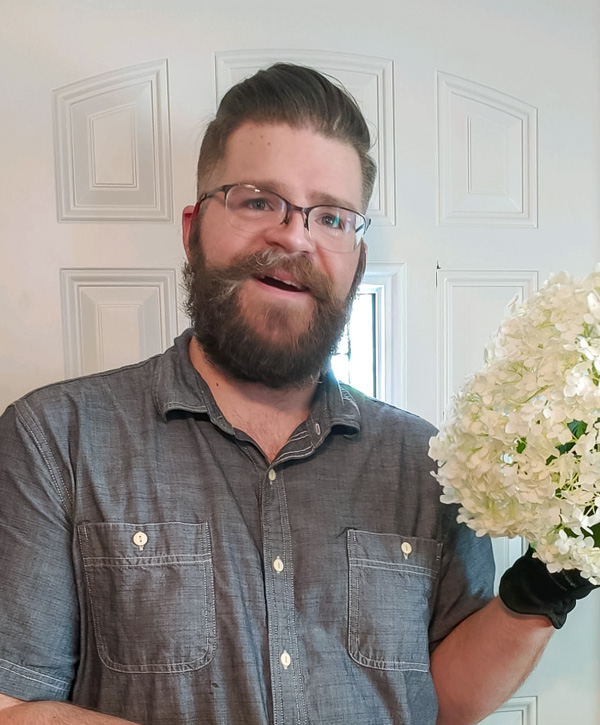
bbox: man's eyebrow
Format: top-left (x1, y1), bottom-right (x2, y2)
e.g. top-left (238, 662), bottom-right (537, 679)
top-left (249, 180), bottom-right (361, 212)
top-left (310, 192), bottom-right (361, 211)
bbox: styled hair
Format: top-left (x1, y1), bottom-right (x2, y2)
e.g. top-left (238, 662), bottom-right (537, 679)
top-left (195, 63), bottom-right (377, 210)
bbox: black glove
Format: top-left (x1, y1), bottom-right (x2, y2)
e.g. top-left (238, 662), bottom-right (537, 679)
top-left (499, 547), bottom-right (598, 629)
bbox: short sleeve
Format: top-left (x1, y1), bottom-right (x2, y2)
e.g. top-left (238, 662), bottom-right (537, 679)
top-left (0, 402), bottom-right (78, 701)
top-left (428, 502), bottom-right (495, 651)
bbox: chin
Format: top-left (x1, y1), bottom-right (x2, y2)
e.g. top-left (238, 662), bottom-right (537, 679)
top-left (244, 306), bottom-right (314, 341)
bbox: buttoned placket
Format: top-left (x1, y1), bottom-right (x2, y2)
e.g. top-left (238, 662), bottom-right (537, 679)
top-left (261, 464), bottom-right (308, 725)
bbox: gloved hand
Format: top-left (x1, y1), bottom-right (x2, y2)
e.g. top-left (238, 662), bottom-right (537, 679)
top-left (499, 547), bottom-right (598, 629)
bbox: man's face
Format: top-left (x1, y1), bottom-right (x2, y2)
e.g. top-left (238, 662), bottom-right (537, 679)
top-left (183, 122), bottom-right (367, 388)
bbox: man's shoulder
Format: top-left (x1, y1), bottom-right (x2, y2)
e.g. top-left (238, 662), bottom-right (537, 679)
top-left (13, 353), bottom-right (164, 422)
top-left (338, 381), bottom-right (437, 439)
top-left (17, 354), bottom-right (161, 410)
top-left (5, 330), bottom-right (202, 432)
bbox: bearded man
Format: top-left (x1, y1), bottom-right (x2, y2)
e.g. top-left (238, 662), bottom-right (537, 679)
top-left (0, 63), bottom-right (590, 725)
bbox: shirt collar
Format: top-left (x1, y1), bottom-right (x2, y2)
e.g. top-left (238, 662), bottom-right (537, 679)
top-left (153, 329), bottom-right (224, 423)
top-left (309, 369), bottom-right (361, 438)
top-left (153, 328), bottom-right (362, 436)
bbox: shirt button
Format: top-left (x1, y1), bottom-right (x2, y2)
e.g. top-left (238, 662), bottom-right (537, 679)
top-left (268, 469), bottom-right (277, 482)
top-left (132, 531), bottom-right (148, 550)
top-left (273, 556), bottom-right (284, 573)
top-left (315, 423), bottom-right (321, 436)
top-left (401, 541), bottom-right (412, 559)
top-left (280, 651), bottom-right (291, 669)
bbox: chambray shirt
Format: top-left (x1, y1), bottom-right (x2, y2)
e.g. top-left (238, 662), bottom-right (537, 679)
top-left (0, 329), bottom-right (494, 725)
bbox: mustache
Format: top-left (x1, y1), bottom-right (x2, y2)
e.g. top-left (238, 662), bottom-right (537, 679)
top-left (201, 248), bottom-right (336, 302)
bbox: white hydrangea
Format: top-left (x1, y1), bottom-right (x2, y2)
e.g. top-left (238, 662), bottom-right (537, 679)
top-left (430, 269), bottom-right (600, 584)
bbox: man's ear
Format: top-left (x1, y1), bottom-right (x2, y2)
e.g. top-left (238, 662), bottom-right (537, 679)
top-left (182, 204), bottom-right (197, 260)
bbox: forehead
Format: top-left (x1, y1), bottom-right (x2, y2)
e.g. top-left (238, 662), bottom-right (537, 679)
top-left (216, 122), bottom-right (364, 210)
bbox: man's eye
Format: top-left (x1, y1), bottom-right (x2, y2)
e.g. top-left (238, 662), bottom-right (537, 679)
top-left (245, 197), bottom-right (271, 211)
top-left (318, 212), bottom-right (343, 229)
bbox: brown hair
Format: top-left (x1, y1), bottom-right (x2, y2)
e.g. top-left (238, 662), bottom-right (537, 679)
top-left (196, 63), bottom-right (377, 210)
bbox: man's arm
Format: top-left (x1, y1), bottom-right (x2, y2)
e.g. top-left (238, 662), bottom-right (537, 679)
top-left (430, 596), bottom-right (553, 725)
top-left (0, 693), bottom-right (139, 724)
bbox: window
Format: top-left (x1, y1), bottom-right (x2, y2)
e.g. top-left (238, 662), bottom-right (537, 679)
top-left (330, 266), bottom-right (405, 408)
top-left (331, 289), bottom-right (377, 397)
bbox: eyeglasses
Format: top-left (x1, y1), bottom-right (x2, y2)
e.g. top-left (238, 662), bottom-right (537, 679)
top-left (197, 183), bottom-right (370, 253)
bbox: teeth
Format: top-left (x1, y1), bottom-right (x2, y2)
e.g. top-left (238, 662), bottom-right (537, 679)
top-left (260, 274), bottom-right (302, 290)
top-left (272, 275), bottom-right (300, 289)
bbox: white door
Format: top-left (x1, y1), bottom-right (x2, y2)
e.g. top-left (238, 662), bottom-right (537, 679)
top-left (1, 1), bottom-right (599, 722)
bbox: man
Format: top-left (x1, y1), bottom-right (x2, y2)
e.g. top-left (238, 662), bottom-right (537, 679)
top-left (0, 63), bottom-right (593, 725)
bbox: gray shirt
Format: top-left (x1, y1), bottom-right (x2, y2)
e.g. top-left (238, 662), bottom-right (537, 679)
top-left (0, 329), bottom-right (494, 725)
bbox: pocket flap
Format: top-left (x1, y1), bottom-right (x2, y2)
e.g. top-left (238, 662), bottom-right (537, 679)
top-left (347, 529), bottom-right (441, 577)
top-left (78, 521), bottom-right (211, 565)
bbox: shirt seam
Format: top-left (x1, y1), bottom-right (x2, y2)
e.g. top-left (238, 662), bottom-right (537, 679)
top-left (13, 402), bottom-right (73, 515)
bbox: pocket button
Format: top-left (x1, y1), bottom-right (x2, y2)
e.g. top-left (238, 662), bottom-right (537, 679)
top-left (132, 531), bottom-right (148, 551)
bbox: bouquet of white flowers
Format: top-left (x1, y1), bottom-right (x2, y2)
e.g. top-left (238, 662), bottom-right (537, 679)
top-left (429, 269), bottom-right (600, 585)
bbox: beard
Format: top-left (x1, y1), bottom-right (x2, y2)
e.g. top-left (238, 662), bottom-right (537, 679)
top-left (183, 222), bottom-right (365, 389)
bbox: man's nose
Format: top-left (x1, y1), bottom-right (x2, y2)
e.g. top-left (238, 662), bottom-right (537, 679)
top-left (264, 207), bottom-right (316, 254)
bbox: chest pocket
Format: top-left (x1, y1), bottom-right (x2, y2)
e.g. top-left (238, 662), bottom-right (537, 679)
top-left (347, 529), bottom-right (441, 672)
top-left (78, 521), bottom-right (216, 674)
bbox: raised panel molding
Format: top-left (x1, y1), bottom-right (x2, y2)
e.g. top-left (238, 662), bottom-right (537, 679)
top-left (215, 49), bottom-right (395, 225)
top-left (436, 269), bottom-right (538, 422)
top-left (481, 696), bottom-right (538, 725)
top-left (61, 269), bottom-right (178, 377)
top-left (362, 263), bottom-right (407, 408)
top-left (437, 72), bottom-right (537, 227)
top-left (53, 60), bottom-right (172, 221)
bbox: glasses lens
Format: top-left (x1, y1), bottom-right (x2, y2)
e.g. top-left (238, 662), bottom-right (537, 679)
top-left (308, 206), bottom-right (365, 252)
top-left (225, 185), bottom-right (285, 230)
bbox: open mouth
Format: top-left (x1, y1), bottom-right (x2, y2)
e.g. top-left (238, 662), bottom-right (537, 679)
top-left (255, 274), bottom-right (308, 293)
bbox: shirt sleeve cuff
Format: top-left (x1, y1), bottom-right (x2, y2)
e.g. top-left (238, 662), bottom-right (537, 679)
top-left (0, 658), bottom-right (71, 702)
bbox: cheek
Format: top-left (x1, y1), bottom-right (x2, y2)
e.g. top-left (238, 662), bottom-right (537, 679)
top-left (199, 215), bottom-right (258, 268)
top-left (197, 216), bottom-right (231, 266)
top-left (328, 251), bottom-right (362, 299)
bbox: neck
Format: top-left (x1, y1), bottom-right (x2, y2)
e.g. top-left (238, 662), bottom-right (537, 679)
top-left (188, 337), bottom-right (317, 460)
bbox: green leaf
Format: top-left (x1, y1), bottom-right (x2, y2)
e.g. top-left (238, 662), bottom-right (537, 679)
top-left (556, 441), bottom-right (576, 456)
top-left (564, 522), bottom-right (600, 547)
top-left (568, 420), bottom-right (587, 438)
top-left (591, 523), bottom-right (600, 548)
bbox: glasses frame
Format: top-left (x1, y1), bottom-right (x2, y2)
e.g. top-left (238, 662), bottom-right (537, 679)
top-left (196, 183), bottom-right (371, 251)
